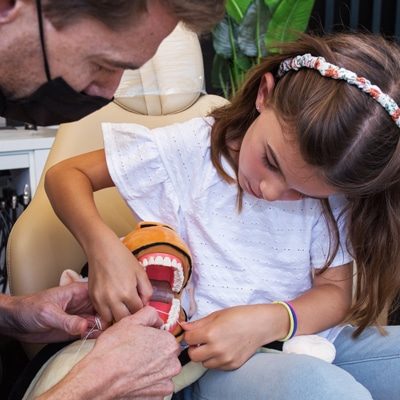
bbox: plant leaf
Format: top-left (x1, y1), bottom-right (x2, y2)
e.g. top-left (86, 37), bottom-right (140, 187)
top-left (265, 0), bottom-right (281, 13)
top-left (265, 0), bottom-right (315, 48)
top-left (212, 15), bottom-right (237, 58)
top-left (212, 0), bottom-right (315, 98)
top-left (238, 0), bottom-right (271, 57)
top-left (211, 54), bottom-right (231, 97)
top-left (236, 53), bottom-right (253, 72)
top-left (225, 0), bottom-right (253, 23)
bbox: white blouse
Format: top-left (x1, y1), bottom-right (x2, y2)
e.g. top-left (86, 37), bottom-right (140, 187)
top-left (103, 117), bottom-right (352, 341)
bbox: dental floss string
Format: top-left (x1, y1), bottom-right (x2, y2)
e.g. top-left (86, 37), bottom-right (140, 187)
top-left (157, 309), bottom-right (170, 316)
top-left (71, 315), bottom-right (102, 364)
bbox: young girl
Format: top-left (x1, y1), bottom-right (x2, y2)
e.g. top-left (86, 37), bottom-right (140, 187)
top-left (45, 32), bottom-right (400, 400)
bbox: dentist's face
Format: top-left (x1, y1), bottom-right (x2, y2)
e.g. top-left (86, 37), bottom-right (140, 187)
top-left (5, 0), bottom-right (178, 100)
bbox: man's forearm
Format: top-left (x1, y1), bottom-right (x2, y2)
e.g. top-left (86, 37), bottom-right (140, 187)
top-left (0, 294), bottom-right (24, 337)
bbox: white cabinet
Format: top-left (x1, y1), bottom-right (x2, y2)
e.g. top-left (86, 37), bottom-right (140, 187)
top-left (0, 128), bottom-right (56, 196)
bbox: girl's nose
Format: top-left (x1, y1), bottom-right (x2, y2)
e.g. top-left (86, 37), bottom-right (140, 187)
top-left (259, 180), bottom-right (302, 201)
top-left (259, 180), bottom-right (285, 201)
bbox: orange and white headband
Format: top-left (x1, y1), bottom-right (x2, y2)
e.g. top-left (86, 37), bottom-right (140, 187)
top-left (277, 53), bottom-right (400, 128)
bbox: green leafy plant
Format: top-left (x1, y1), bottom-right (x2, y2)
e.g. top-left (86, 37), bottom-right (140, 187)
top-left (212, 0), bottom-right (315, 98)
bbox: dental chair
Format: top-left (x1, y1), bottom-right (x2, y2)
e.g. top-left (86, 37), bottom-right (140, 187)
top-left (6, 22), bottom-right (228, 357)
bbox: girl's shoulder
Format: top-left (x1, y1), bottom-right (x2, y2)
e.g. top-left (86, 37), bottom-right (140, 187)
top-left (103, 116), bottom-right (213, 139)
top-left (153, 116), bottom-right (214, 144)
top-left (103, 116), bottom-right (213, 158)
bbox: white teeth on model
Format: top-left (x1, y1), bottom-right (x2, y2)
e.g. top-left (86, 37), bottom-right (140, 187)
top-left (161, 298), bottom-right (180, 331)
top-left (164, 257), bottom-right (172, 266)
top-left (155, 255), bottom-right (163, 264)
top-left (139, 255), bottom-right (185, 292)
top-left (172, 262), bottom-right (184, 292)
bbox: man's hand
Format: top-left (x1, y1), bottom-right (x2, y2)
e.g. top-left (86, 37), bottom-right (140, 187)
top-left (39, 306), bottom-right (182, 400)
top-left (1, 282), bottom-right (102, 343)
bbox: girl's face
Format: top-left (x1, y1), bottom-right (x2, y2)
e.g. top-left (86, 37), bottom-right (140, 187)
top-left (238, 74), bottom-right (336, 201)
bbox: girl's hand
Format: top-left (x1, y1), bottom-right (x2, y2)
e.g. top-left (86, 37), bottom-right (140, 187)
top-left (87, 235), bottom-right (153, 323)
top-left (182, 304), bottom-right (286, 370)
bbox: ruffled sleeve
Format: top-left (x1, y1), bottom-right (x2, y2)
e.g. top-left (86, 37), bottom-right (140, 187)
top-left (102, 118), bottom-right (212, 228)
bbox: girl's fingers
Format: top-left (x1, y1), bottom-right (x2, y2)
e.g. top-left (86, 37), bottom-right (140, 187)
top-left (136, 271), bottom-right (154, 305)
top-left (187, 342), bottom-right (214, 363)
top-left (123, 293), bottom-right (144, 315)
top-left (93, 301), bottom-right (113, 324)
top-left (183, 320), bottom-right (212, 345)
top-left (110, 301), bottom-right (132, 322)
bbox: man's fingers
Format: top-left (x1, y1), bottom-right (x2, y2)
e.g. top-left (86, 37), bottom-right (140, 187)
top-left (46, 304), bottom-right (89, 336)
top-left (65, 315), bottom-right (89, 336)
top-left (64, 282), bottom-right (91, 305)
top-left (129, 306), bottom-right (164, 328)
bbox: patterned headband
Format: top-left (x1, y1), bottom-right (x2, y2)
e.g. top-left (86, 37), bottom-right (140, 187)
top-left (277, 53), bottom-right (400, 128)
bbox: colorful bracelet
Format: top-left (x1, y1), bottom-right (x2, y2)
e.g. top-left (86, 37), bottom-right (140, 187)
top-left (286, 301), bottom-right (298, 339)
top-left (273, 301), bottom-right (298, 341)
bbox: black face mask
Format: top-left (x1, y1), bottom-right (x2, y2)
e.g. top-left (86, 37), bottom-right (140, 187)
top-left (0, 0), bottom-right (112, 126)
top-left (0, 78), bottom-right (111, 126)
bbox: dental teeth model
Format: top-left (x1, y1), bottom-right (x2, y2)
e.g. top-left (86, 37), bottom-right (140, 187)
top-left (122, 221), bottom-right (192, 341)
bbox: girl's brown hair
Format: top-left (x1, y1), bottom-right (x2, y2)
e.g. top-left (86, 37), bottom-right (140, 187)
top-left (210, 33), bottom-right (400, 336)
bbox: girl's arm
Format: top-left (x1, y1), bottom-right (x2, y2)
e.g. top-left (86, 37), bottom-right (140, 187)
top-left (183, 261), bottom-right (353, 370)
top-left (290, 261), bottom-right (353, 335)
top-left (45, 150), bottom-right (152, 322)
top-left (45, 150), bottom-right (114, 247)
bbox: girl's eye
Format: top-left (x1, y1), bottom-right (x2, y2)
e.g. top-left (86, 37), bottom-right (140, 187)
top-left (262, 153), bottom-right (279, 172)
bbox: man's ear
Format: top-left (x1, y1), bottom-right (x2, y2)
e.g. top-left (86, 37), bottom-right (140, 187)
top-left (255, 72), bottom-right (275, 112)
top-left (0, 0), bottom-right (22, 23)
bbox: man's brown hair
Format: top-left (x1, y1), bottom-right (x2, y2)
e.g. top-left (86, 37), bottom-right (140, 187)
top-left (42, 0), bottom-right (226, 33)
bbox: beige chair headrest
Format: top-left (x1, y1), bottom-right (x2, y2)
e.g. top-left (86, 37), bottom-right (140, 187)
top-left (114, 23), bottom-right (205, 116)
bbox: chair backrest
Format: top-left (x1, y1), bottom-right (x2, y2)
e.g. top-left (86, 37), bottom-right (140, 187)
top-left (6, 23), bottom-right (228, 297)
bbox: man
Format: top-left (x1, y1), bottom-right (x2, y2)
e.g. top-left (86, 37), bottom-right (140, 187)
top-left (0, 0), bottom-right (224, 126)
top-left (0, 0), bottom-right (225, 398)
